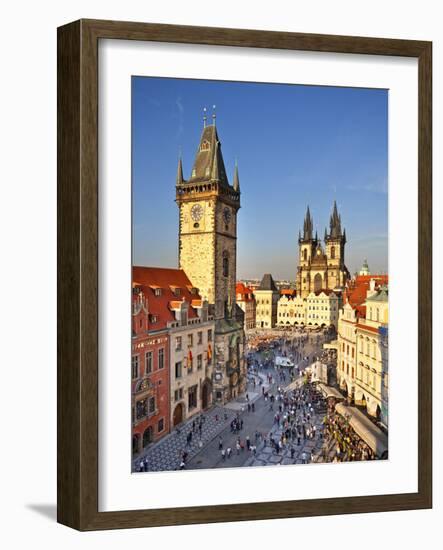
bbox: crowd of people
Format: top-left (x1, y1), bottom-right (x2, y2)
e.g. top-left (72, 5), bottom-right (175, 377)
top-left (266, 383), bottom-right (325, 455)
top-left (138, 325), bottom-right (375, 472)
top-left (321, 411), bottom-right (375, 462)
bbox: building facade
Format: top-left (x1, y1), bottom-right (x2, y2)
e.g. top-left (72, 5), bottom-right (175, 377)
top-left (354, 287), bottom-right (389, 419)
top-left (254, 273), bottom-right (280, 328)
top-left (132, 266), bottom-right (215, 438)
top-left (296, 202), bottom-right (350, 298)
top-left (277, 294), bottom-right (306, 326)
top-left (337, 277), bottom-right (389, 408)
top-left (236, 282), bottom-right (256, 330)
top-left (131, 282), bottom-right (170, 457)
top-left (337, 301), bottom-right (360, 401)
top-left (305, 289), bottom-right (340, 328)
top-left (169, 301), bottom-right (215, 428)
top-left (175, 117), bottom-right (246, 402)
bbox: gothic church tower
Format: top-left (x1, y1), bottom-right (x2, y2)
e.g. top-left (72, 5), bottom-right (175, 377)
top-left (296, 201), bottom-right (349, 298)
top-left (175, 111), bottom-right (245, 402)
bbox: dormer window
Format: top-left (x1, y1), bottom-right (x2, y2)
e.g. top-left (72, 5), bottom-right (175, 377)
top-left (149, 314), bottom-right (158, 323)
top-left (173, 288), bottom-right (181, 297)
top-left (200, 140), bottom-right (210, 152)
top-left (154, 288), bottom-right (162, 296)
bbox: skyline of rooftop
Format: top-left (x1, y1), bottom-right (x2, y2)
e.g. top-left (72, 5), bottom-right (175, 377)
top-left (132, 77), bottom-right (388, 279)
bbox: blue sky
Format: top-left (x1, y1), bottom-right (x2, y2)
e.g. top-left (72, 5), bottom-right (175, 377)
top-left (132, 77), bottom-right (388, 280)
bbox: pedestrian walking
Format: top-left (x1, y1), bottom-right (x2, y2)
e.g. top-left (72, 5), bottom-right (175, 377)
top-left (221, 449), bottom-right (226, 461)
top-left (218, 437), bottom-right (223, 450)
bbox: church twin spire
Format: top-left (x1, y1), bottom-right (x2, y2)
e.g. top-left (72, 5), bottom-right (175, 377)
top-left (299, 201), bottom-right (345, 244)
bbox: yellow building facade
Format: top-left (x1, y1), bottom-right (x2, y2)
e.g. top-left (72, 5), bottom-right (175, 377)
top-left (306, 290), bottom-right (340, 328)
top-left (254, 274), bottom-right (280, 328)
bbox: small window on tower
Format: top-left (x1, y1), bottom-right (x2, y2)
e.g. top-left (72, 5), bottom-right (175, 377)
top-left (222, 251), bottom-right (229, 277)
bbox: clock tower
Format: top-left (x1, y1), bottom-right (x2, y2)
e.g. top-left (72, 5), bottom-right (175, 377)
top-left (175, 113), bottom-right (245, 402)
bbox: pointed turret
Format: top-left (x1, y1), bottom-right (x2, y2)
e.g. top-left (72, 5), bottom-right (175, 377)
top-left (302, 206), bottom-right (314, 241)
top-left (176, 155), bottom-right (184, 186)
top-left (329, 200), bottom-right (342, 238)
top-left (324, 227), bottom-right (328, 242)
top-left (233, 162), bottom-right (240, 192)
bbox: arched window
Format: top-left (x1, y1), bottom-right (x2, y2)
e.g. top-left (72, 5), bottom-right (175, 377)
top-left (331, 246), bottom-right (336, 259)
top-left (303, 249), bottom-right (307, 261)
top-left (222, 251), bottom-right (229, 277)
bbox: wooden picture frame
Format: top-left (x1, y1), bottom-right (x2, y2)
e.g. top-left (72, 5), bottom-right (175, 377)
top-left (57, 19), bottom-right (432, 530)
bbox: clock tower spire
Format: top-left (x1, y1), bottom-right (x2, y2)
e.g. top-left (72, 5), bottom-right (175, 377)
top-left (175, 113), bottom-right (244, 403)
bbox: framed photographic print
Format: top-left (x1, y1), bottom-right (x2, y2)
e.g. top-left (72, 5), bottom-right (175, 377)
top-left (57, 19), bottom-right (432, 530)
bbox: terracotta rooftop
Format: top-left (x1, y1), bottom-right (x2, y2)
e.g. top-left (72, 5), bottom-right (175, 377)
top-left (280, 288), bottom-right (296, 296)
top-left (132, 266), bottom-right (203, 331)
top-left (236, 282), bottom-right (254, 302)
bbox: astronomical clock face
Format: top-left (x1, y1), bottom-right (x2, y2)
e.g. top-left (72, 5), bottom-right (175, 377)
top-left (223, 207), bottom-right (232, 224)
top-left (191, 203), bottom-right (203, 222)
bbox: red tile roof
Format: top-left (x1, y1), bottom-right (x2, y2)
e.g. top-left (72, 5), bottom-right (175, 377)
top-left (132, 266), bottom-right (202, 331)
top-left (355, 274), bottom-right (389, 285)
top-left (343, 274), bottom-right (388, 320)
top-left (280, 289), bottom-right (296, 296)
top-left (236, 282), bottom-right (255, 301)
